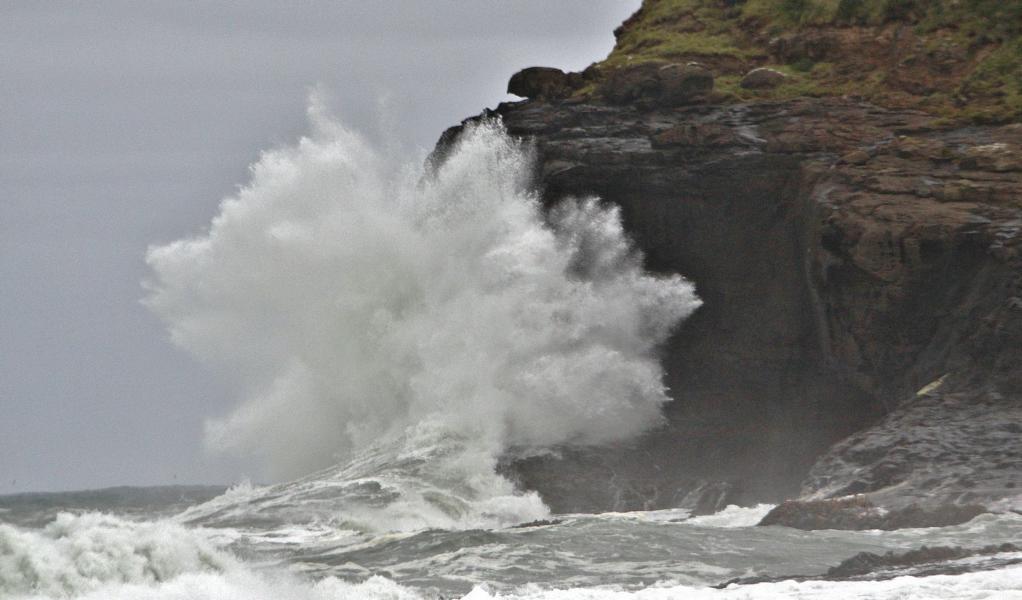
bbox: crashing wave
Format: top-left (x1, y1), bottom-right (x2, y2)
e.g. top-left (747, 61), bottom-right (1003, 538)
top-left (144, 99), bottom-right (700, 530)
top-left (0, 512), bottom-right (233, 597)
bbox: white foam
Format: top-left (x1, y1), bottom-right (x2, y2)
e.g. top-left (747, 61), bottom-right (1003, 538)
top-left (686, 504), bottom-right (776, 528)
top-left (11, 561), bottom-right (1022, 600)
top-left (145, 99), bottom-right (700, 529)
top-left (11, 572), bottom-right (420, 600)
top-left (586, 504), bottom-right (777, 528)
top-left (6, 510), bottom-right (1022, 600)
top-left (464, 565), bottom-right (1022, 599)
top-left (0, 512), bottom-right (233, 597)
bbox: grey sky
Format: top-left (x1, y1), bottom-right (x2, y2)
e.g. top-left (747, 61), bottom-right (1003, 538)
top-left (0, 1), bottom-right (640, 493)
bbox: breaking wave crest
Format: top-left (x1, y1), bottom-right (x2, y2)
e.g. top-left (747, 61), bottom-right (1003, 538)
top-left (176, 427), bottom-right (551, 532)
top-left (5, 503), bottom-right (1021, 599)
top-left (6, 512), bottom-right (1021, 600)
top-left (0, 513), bottom-right (233, 597)
top-left (143, 99), bottom-right (700, 529)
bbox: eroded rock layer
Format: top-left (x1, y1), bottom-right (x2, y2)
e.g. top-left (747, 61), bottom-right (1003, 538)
top-left (439, 96), bottom-right (1022, 515)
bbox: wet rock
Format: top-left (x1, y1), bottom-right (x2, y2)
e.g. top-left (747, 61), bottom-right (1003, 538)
top-left (740, 67), bottom-right (788, 90)
top-left (510, 519), bottom-right (563, 529)
top-left (827, 543), bottom-right (1021, 578)
top-left (507, 67), bottom-right (576, 100)
top-left (800, 382), bottom-right (1022, 511)
top-left (437, 95), bottom-right (1022, 515)
top-left (715, 543), bottom-right (1022, 587)
top-left (678, 481), bottom-right (733, 516)
top-left (758, 497), bottom-right (987, 530)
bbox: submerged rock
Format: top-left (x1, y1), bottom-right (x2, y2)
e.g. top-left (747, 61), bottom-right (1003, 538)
top-left (827, 544), bottom-right (1021, 578)
top-left (715, 542), bottom-right (1022, 587)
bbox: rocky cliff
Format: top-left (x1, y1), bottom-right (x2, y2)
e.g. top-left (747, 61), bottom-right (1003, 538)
top-left (437, 0), bottom-right (1022, 520)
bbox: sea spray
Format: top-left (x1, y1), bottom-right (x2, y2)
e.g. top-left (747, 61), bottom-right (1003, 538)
top-left (144, 99), bottom-right (700, 529)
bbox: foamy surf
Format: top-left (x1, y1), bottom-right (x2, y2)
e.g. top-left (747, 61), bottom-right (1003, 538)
top-left (685, 504), bottom-right (776, 528)
top-left (176, 430), bottom-right (549, 534)
top-left (11, 569), bottom-right (1022, 600)
top-left (3, 502), bottom-right (1022, 599)
top-left (459, 565), bottom-right (1022, 599)
top-left (7, 103), bottom-right (1016, 600)
top-left (0, 513), bottom-right (234, 597)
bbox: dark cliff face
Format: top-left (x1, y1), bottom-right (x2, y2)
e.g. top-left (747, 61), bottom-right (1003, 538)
top-left (437, 96), bottom-right (1022, 514)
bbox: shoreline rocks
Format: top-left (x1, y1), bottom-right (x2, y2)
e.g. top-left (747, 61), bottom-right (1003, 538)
top-left (757, 497), bottom-right (987, 530)
top-left (827, 543), bottom-right (1021, 578)
top-left (436, 77), bottom-right (1022, 522)
top-left (714, 542), bottom-right (1022, 587)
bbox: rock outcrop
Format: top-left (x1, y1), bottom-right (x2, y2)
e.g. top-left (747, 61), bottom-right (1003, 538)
top-left (598, 62), bottom-right (714, 108)
top-left (740, 67), bottom-right (787, 89)
top-left (438, 95), bottom-right (1022, 518)
top-left (437, 1), bottom-right (1022, 522)
top-left (715, 543), bottom-right (1022, 586)
top-left (507, 67), bottom-right (580, 101)
top-left (758, 496), bottom-right (986, 530)
top-left (825, 544), bottom-right (1021, 578)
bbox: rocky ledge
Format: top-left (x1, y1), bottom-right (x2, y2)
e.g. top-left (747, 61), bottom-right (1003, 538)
top-left (715, 543), bottom-right (1022, 586)
top-left (438, 71), bottom-right (1022, 522)
top-left (758, 496), bottom-right (987, 530)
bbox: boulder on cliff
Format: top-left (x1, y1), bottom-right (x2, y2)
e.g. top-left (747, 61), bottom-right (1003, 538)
top-left (598, 62), bottom-right (662, 105)
top-left (740, 67), bottom-right (788, 89)
top-left (599, 62), bottom-right (713, 108)
top-left (507, 66), bottom-right (577, 100)
top-left (658, 63), bottom-right (714, 105)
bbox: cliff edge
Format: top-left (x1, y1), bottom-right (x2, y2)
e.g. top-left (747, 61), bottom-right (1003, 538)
top-left (437, 0), bottom-right (1022, 522)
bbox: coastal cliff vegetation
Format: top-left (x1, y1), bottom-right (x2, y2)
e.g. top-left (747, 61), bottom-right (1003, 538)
top-left (588, 0), bottom-right (1021, 123)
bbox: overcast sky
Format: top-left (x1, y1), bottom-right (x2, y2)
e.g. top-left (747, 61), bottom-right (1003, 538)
top-left (0, 1), bottom-right (640, 493)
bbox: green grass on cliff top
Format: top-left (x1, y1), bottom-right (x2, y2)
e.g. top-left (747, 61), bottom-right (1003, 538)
top-left (600, 0), bottom-right (1021, 123)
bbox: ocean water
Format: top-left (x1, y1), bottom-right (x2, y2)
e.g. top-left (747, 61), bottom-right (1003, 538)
top-left (3, 485), bottom-right (1021, 599)
top-left (4, 101), bottom-right (1020, 598)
